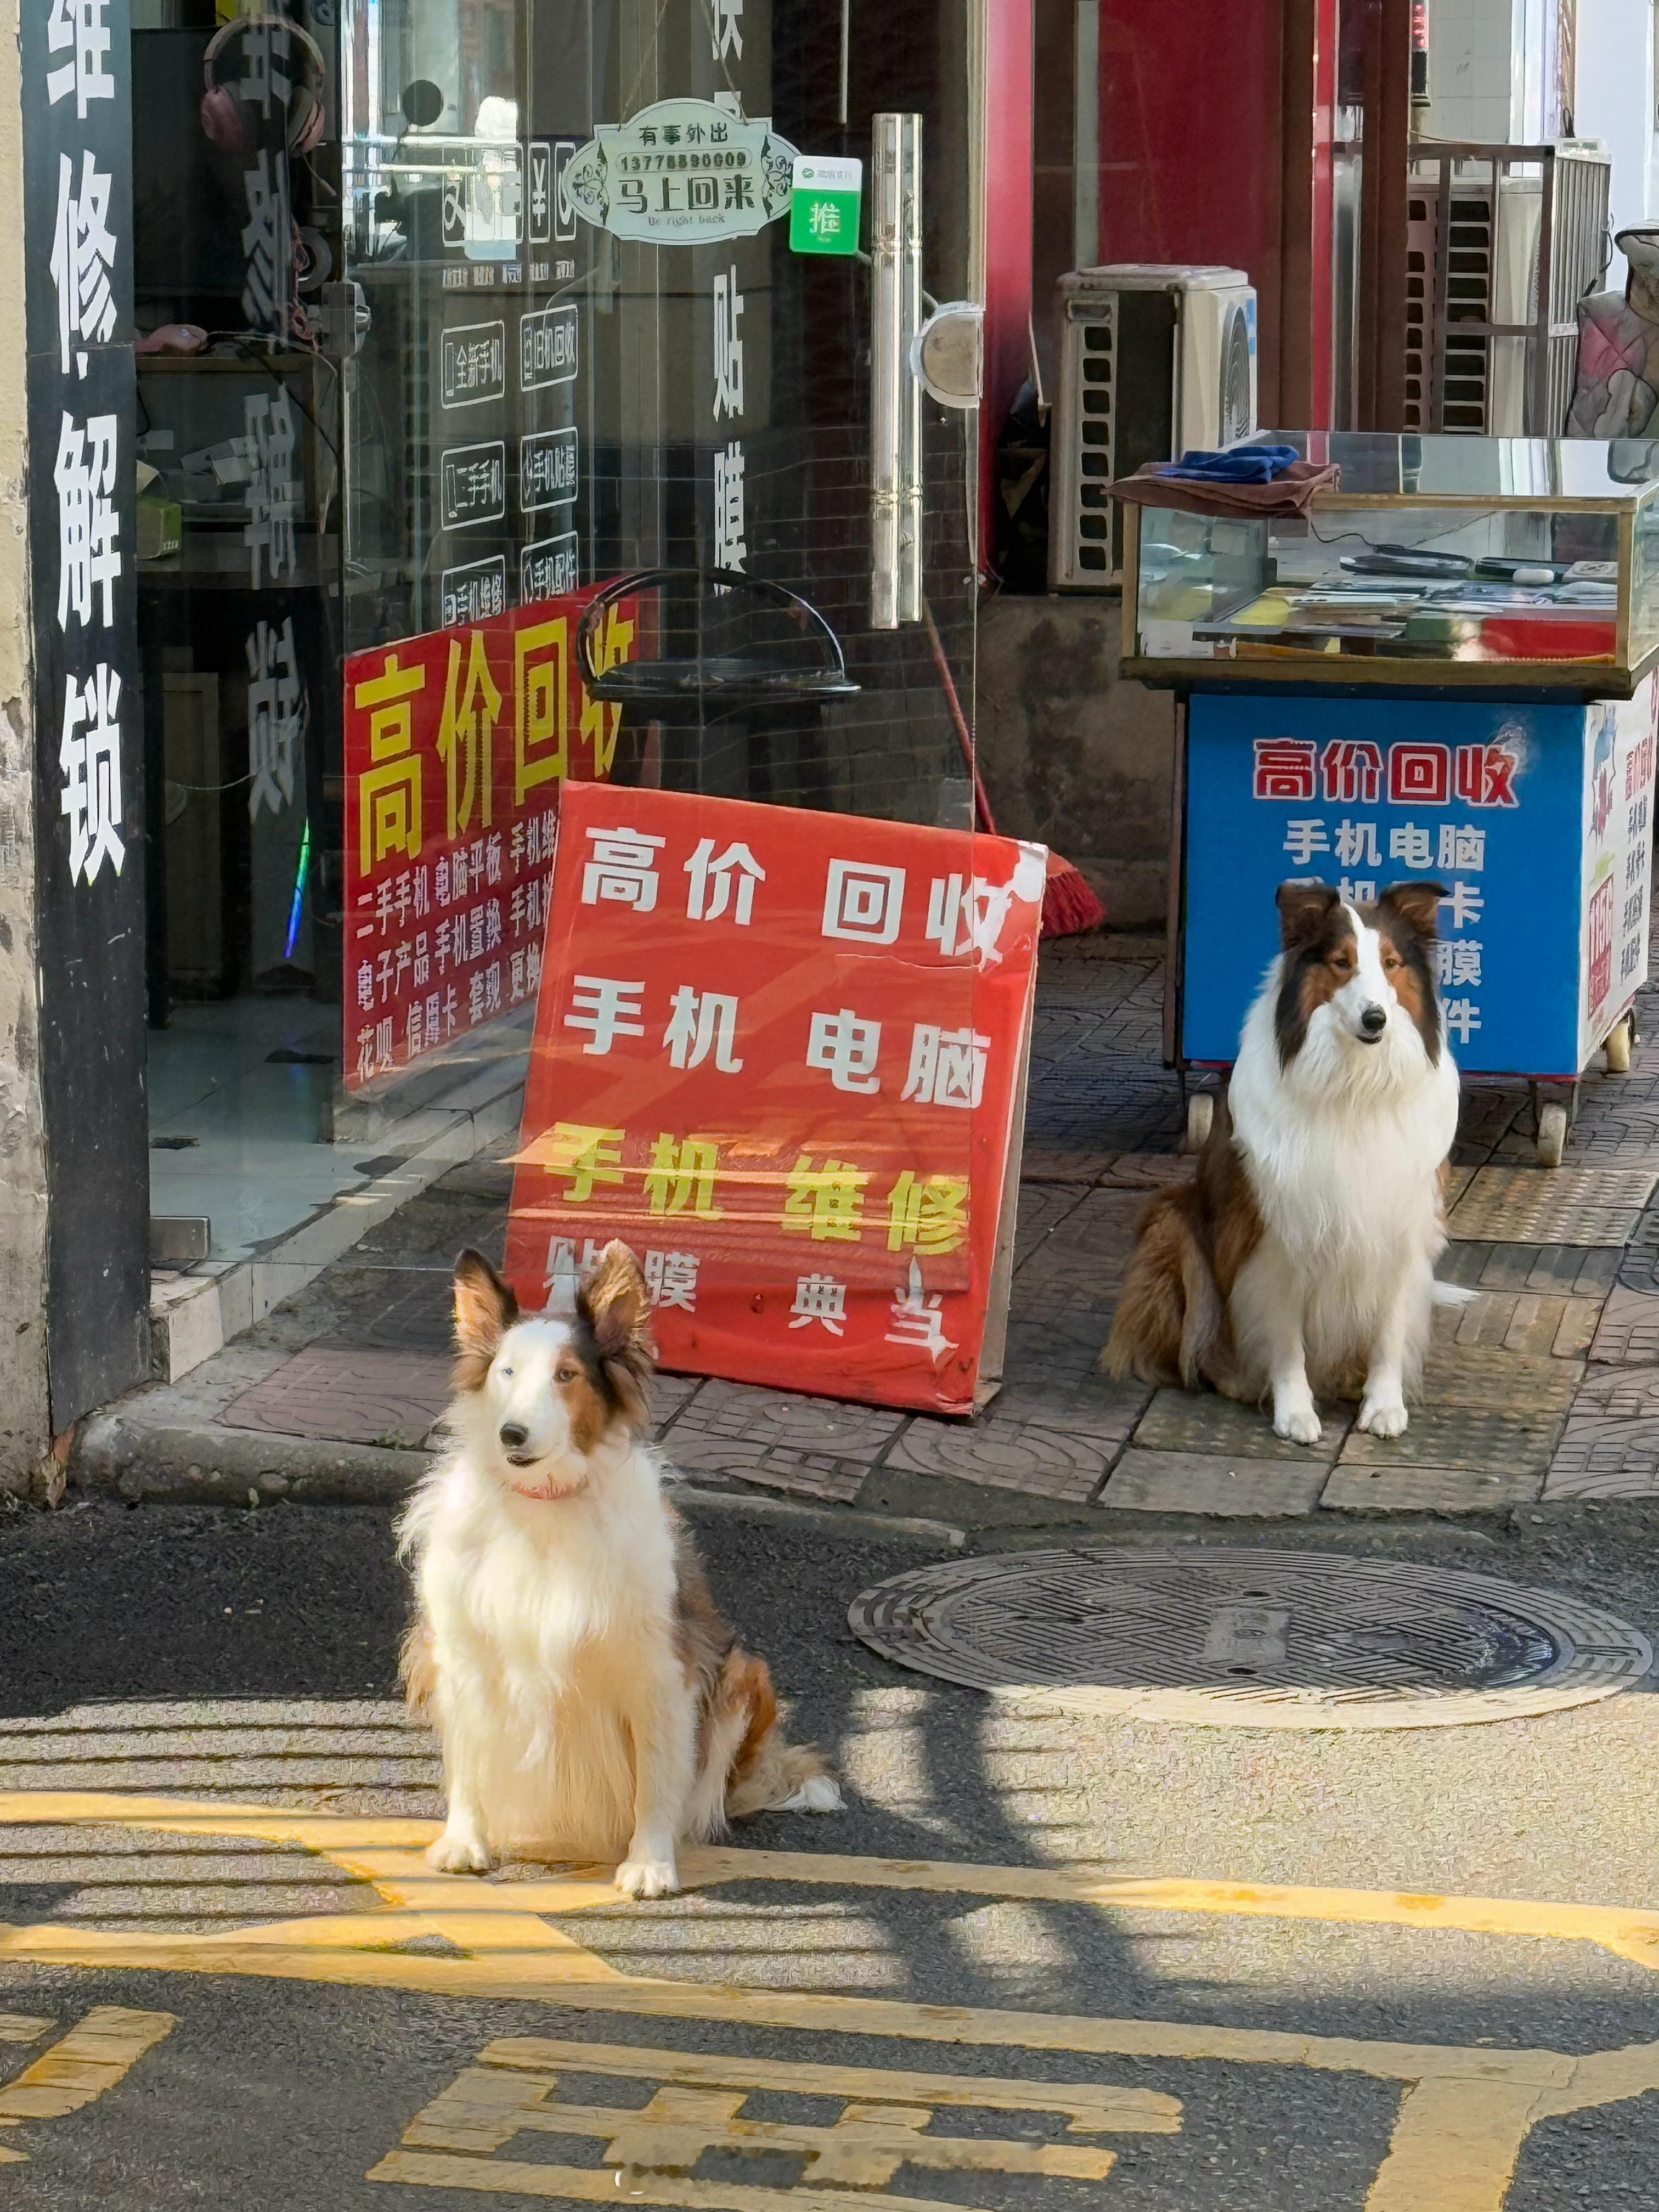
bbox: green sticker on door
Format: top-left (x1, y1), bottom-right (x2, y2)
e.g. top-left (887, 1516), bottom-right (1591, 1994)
top-left (789, 156), bottom-right (861, 255)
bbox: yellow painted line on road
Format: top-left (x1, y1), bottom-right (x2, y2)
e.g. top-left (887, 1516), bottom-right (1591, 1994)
top-left (680, 1842), bottom-right (1659, 1973)
top-left (7, 1793), bottom-right (1659, 2207)
top-left (0, 2006), bottom-right (177, 2163)
top-left (4, 1792), bottom-right (1657, 1973)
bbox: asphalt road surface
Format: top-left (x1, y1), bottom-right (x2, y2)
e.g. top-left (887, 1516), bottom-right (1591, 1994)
top-left (2, 1493), bottom-right (1657, 2209)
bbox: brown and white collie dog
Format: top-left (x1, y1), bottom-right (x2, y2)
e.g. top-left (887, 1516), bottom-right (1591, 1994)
top-left (1104, 880), bottom-right (1462, 1445)
top-left (397, 1242), bottom-right (840, 1897)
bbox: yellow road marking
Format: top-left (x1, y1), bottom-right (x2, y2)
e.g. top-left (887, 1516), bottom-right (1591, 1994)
top-left (4, 1792), bottom-right (1658, 1972)
top-left (368, 2037), bottom-right (1181, 2208)
top-left (0, 2006), bottom-right (177, 2163)
top-left (366, 2155), bottom-right (1058, 2209)
top-left (4, 1793), bottom-right (1659, 2207)
top-left (476, 2036), bottom-right (1181, 2132)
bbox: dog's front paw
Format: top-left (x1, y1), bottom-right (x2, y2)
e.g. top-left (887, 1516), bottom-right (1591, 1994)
top-left (615, 1854), bottom-right (679, 1899)
top-left (1358, 1395), bottom-right (1409, 1439)
top-left (426, 1828), bottom-right (492, 1874)
top-left (1272, 1401), bottom-right (1323, 1446)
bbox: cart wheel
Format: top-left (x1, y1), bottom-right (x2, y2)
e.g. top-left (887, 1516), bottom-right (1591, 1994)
top-left (1605, 1013), bottom-right (1635, 1074)
top-left (1184, 1092), bottom-right (1214, 1153)
top-left (1537, 1101), bottom-right (1568, 1169)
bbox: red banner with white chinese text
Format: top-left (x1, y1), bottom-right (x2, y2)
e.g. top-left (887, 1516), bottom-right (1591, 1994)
top-left (341, 585), bottom-right (637, 1090)
top-left (503, 783), bottom-right (1043, 1414)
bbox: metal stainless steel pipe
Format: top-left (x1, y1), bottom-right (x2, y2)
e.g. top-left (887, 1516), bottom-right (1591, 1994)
top-left (870, 112), bottom-right (923, 628)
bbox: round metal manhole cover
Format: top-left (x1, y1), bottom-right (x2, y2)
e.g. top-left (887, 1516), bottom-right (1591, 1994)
top-left (848, 1547), bottom-right (1653, 1729)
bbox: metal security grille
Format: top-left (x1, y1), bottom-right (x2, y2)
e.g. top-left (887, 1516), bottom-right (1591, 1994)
top-left (849, 1547), bottom-right (1652, 1729)
top-left (1404, 142), bottom-right (1611, 435)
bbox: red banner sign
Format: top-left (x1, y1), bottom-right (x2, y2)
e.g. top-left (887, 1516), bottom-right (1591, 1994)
top-left (341, 586), bottom-right (636, 1090)
top-left (503, 783), bottom-right (1042, 1414)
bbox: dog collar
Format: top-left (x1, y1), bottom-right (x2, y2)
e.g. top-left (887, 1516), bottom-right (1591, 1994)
top-left (509, 1479), bottom-right (584, 1502)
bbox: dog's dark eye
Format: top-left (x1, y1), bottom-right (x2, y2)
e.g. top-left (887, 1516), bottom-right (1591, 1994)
top-left (556, 1365), bottom-right (578, 1384)
top-left (499, 1365), bottom-right (514, 1380)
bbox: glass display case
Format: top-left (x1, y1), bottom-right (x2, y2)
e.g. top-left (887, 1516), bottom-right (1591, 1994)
top-left (1122, 433), bottom-right (1659, 693)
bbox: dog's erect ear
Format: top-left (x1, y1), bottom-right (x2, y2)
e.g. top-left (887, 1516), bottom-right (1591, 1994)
top-left (577, 1241), bottom-right (655, 1430)
top-left (1276, 881), bottom-right (1340, 950)
top-left (1378, 880), bottom-right (1448, 942)
top-left (453, 1248), bottom-right (518, 1364)
top-left (578, 1241), bottom-right (655, 1363)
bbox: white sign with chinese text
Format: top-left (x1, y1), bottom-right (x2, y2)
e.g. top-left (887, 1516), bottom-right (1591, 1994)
top-left (561, 100), bottom-right (798, 245)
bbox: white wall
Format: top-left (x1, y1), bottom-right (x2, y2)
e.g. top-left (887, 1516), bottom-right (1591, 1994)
top-left (1573, 0), bottom-right (1655, 294)
top-left (1427, 0), bottom-right (1521, 144)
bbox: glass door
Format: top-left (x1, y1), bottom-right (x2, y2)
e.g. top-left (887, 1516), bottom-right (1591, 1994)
top-left (338, 0), bottom-right (980, 829)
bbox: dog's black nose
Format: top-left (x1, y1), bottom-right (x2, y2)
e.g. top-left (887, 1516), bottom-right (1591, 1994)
top-left (499, 1422), bottom-right (529, 1450)
top-left (1360, 1004), bottom-right (1387, 1035)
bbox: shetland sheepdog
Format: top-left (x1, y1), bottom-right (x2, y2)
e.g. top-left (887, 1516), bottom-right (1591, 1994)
top-left (1103, 881), bottom-right (1462, 1444)
top-left (396, 1242), bottom-right (841, 1897)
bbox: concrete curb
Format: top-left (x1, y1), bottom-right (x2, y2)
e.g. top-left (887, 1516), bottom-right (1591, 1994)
top-left (669, 1483), bottom-right (964, 1550)
top-left (70, 1410), bottom-right (428, 1506)
top-left (68, 1414), bottom-right (964, 1548)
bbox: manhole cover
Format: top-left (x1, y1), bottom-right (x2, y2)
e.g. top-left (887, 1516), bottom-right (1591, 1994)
top-left (848, 1548), bottom-right (1652, 1729)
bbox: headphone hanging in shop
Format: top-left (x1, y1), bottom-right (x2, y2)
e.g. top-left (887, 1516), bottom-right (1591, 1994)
top-left (200, 14), bottom-right (327, 156)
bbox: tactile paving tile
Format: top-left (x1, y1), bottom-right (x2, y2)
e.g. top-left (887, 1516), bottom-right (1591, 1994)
top-left (1438, 1165), bottom-right (1478, 1209)
top-left (1544, 1365), bottom-right (1659, 1498)
top-left (1443, 1291), bottom-right (1599, 1359)
top-left (1418, 1341), bottom-right (1582, 1415)
top-left (1588, 1286), bottom-right (1659, 1365)
top-left (1447, 1166), bottom-right (1658, 1246)
top-left (884, 1415), bottom-right (1117, 1503)
top-left (1437, 1241), bottom-right (1621, 1297)
top-left (1336, 1402), bottom-right (1566, 1476)
top-left (1132, 1387), bottom-right (1348, 1466)
top-left (1320, 1463), bottom-right (1543, 1512)
top-left (662, 1379), bottom-right (904, 1468)
top-left (221, 1346), bottom-right (450, 1447)
top-left (1098, 1450), bottom-right (1329, 1517)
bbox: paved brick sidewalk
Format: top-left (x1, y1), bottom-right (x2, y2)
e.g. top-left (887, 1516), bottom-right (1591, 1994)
top-left (68, 940), bottom-right (1659, 1530)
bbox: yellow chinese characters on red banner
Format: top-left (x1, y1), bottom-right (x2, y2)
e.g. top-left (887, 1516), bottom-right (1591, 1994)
top-left (342, 587), bottom-right (636, 1090)
top-left (504, 783), bottom-right (1043, 1415)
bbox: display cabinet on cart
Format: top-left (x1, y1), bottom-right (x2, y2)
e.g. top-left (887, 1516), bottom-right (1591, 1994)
top-left (1123, 434), bottom-right (1659, 1165)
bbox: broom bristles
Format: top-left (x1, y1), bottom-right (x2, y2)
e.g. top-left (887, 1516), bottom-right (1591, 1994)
top-left (1041, 851), bottom-right (1105, 939)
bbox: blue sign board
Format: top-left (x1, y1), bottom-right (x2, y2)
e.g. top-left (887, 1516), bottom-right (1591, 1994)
top-left (1182, 689), bottom-right (1654, 1080)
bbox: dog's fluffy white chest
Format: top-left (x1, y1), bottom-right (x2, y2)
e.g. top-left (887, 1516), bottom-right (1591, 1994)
top-left (1229, 978), bottom-right (1459, 1262)
top-left (1226, 972), bottom-right (1460, 1375)
top-left (408, 1458), bottom-right (681, 1854)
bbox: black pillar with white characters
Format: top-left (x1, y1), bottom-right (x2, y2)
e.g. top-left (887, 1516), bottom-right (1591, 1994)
top-left (22, 0), bottom-right (148, 1425)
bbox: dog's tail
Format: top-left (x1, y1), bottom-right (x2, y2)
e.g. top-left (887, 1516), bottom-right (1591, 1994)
top-left (689, 1649), bottom-right (843, 1835)
top-left (1101, 1189), bottom-right (1224, 1389)
top-left (399, 1614), bottom-right (437, 1714)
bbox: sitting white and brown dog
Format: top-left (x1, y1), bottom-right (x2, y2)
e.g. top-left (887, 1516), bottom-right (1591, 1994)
top-left (397, 1242), bottom-right (840, 1896)
top-left (1104, 880), bottom-right (1462, 1444)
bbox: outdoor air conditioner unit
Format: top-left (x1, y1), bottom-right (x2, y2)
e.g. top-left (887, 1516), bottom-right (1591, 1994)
top-left (1404, 142), bottom-right (1611, 434)
top-left (1050, 264), bottom-right (1258, 591)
